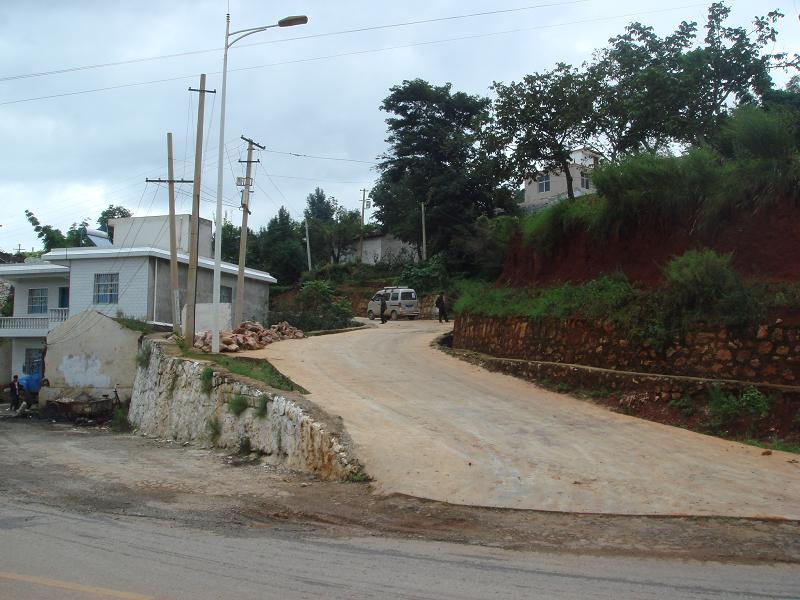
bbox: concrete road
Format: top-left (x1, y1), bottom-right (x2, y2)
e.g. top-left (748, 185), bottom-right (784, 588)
top-left (1, 500), bottom-right (798, 600)
top-left (255, 320), bottom-right (800, 517)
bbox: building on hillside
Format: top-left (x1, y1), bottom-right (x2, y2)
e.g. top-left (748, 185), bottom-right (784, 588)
top-left (349, 232), bottom-right (418, 265)
top-left (521, 147), bottom-right (602, 213)
top-left (0, 214), bottom-right (275, 383)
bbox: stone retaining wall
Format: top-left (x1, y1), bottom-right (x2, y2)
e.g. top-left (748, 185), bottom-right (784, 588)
top-left (454, 314), bottom-right (800, 386)
top-left (129, 341), bottom-right (359, 480)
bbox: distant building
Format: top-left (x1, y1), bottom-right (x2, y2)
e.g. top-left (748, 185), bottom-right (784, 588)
top-left (0, 214), bottom-right (275, 383)
top-left (521, 148), bottom-right (602, 213)
top-left (352, 232), bottom-right (418, 265)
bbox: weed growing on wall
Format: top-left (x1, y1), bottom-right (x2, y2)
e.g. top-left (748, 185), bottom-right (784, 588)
top-left (200, 367), bottom-right (214, 394)
top-left (110, 407), bottom-right (132, 432)
top-left (238, 436), bottom-right (252, 455)
top-left (136, 342), bottom-right (152, 369)
top-left (255, 396), bottom-right (269, 419)
top-left (707, 385), bottom-right (770, 431)
top-left (227, 394), bottom-right (249, 417)
top-left (206, 416), bottom-right (221, 443)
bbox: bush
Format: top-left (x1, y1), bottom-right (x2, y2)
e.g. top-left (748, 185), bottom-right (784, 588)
top-left (110, 407), bottom-right (132, 432)
top-left (707, 385), bottom-right (770, 430)
top-left (136, 342), bottom-right (152, 369)
top-left (255, 395), bottom-right (269, 418)
top-left (206, 416), bottom-right (221, 442)
top-left (271, 280), bottom-right (354, 331)
top-left (663, 249), bottom-right (763, 329)
top-left (200, 367), bottom-right (214, 394)
top-left (397, 254), bottom-right (449, 293)
top-left (227, 394), bottom-right (249, 417)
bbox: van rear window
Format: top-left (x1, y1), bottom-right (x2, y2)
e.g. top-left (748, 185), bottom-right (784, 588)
top-left (400, 291), bottom-right (416, 300)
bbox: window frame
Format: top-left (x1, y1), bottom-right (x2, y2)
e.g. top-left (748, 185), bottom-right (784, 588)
top-left (537, 174), bottom-right (551, 193)
top-left (580, 171), bottom-right (590, 189)
top-left (27, 288), bottom-right (48, 314)
top-left (93, 273), bottom-right (119, 305)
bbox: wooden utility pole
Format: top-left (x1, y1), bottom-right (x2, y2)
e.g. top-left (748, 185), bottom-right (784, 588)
top-left (421, 201), bottom-right (427, 261)
top-left (233, 135), bottom-right (264, 328)
top-left (145, 132), bottom-right (192, 334)
top-left (184, 74), bottom-right (215, 341)
top-left (358, 188), bottom-right (367, 263)
top-left (304, 218), bottom-right (312, 272)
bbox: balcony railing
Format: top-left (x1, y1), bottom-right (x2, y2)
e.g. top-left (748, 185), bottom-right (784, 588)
top-left (0, 308), bottom-right (70, 333)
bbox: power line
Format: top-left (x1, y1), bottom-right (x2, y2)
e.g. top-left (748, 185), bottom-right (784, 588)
top-left (0, 0), bottom-right (592, 83)
top-left (0, 3), bottom-right (711, 107)
top-left (263, 148), bottom-right (377, 165)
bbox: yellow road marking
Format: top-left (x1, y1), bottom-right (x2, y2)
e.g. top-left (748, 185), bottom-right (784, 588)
top-left (0, 571), bottom-right (156, 599)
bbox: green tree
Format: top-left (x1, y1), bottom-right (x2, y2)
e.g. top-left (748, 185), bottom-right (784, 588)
top-left (252, 207), bottom-right (306, 284)
top-left (24, 210), bottom-right (87, 251)
top-left (302, 188), bottom-right (361, 265)
top-left (490, 64), bottom-right (594, 200)
top-left (97, 204), bottom-right (132, 232)
top-left (372, 78), bottom-right (515, 258)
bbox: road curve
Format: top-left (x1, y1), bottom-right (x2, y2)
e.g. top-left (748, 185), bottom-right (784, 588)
top-left (251, 320), bottom-right (800, 517)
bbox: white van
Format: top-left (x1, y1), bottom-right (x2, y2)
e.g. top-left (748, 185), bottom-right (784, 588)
top-left (367, 286), bottom-right (420, 320)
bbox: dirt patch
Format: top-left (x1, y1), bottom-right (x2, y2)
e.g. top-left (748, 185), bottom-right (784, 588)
top-left (2, 417), bottom-right (799, 564)
top-left (503, 198), bottom-right (800, 286)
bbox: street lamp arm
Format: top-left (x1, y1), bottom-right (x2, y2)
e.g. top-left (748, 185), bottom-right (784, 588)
top-left (227, 25), bottom-right (278, 48)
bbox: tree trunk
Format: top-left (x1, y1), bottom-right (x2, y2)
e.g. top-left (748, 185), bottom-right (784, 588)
top-left (562, 159), bottom-right (575, 201)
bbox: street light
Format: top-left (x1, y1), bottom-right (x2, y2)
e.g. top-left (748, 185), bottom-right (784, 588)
top-left (211, 12), bottom-right (308, 353)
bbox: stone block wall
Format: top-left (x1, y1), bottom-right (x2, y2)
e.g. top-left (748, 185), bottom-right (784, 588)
top-left (453, 314), bottom-right (800, 386)
top-left (129, 341), bottom-right (359, 480)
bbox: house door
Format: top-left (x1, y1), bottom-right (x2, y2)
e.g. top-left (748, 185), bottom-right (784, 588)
top-left (58, 287), bottom-right (69, 309)
top-left (23, 348), bottom-right (43, 375)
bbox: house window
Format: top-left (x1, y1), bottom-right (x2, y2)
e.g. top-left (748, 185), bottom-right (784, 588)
top-left (27, 288), bottom-right (48, 314)
top-left (58, 287), bottom-right (70, 309)
top-left (23, 348), bottom-right (43, 375)
top-left (93, 273), bottom-right (119, 304)
top-left (537, 174), bottom-right (550, 193)
top-left (220, 285), bottom-right (233, 303)
top-left (580, 171), bottom-right (590, 189)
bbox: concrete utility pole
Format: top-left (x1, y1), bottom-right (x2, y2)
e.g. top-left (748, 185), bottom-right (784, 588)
top-left (421, 201), bottom-right (427, 261)
top-left (145, 132), bottom-right (193, 334)
top-left (358, 188), bottom-right (368, 263)
top-left (184, 74), bottom-right (216, 342)
top-left (233, 135), bottom-right (264, 329)
top-left (304, 219), bottom-right (312, 272)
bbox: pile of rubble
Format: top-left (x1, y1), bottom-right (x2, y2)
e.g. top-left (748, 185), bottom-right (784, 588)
top-left (193, 321), bottom-right (304, 353)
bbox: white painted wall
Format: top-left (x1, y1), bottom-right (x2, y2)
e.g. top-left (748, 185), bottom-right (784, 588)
top-left (109, 215), bottom-right (213, 258)
top-left (11, 277), bottom-right (67, 317)
top-left (359, 234), bottom-right (418, 265)
top-left (67, 256), bottom-right (150, 319)
top-left (10, 338), bottom-right (45, 378)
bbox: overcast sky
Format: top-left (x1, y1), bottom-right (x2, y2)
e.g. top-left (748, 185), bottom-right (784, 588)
top-left (0, 0), bottom-right (797, 253)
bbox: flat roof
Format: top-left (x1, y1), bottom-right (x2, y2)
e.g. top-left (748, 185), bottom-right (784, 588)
top-left (42, 246), bottom-right (276, 283)
top-left (0, 263), bottom-right (70, 279)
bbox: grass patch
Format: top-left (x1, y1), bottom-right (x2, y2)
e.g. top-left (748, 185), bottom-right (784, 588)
top-left (197, 354), bottom-right (306, 394)
top-left (741, 438), bottom-right (800, 454)
top-left (200, 367), bottom-right (214, 394)
top-left (115, 314), bottom-right (154, 335)
top-left (206, 416), bottom-right (221, 443)
top-left (346, 469), bottom-right (370, 483)
top-left (109, 407), bottom-right (132, 432)
top-left (227, 394), bottom-right (249, 417)
top-left (668, 395), bottom-right (696, 418)
top-left (255, 395), bottom-right (269, 419)
top-left (136, 342), bottom-right (152, 369)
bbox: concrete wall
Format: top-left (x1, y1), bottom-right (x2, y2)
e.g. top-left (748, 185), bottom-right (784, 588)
top-left (10, 338), bottom-right (46, 379)
top-left (109, 215), bottom-right (213, 258)
top-left (523, 164), bottom-right (594, 208)
top-left (43, 310), bottom-right (141, 404)
top-left (0, 338), bottom-right (12, 382)
top-left (359, 234), bottom-right (417, 265)
top-left (129, 341), bottom-right (360, 480)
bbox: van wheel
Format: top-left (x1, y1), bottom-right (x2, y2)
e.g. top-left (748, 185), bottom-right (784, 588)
top-left (367, 310), bottom-right (375, 320)
top-left (408, 316), bottom-right (417, 320)
top-left (390, 311), bottom-right (398, 321)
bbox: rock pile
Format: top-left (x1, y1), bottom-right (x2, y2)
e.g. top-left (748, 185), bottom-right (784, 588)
top-left (193, 321), bottom-right (304, 353)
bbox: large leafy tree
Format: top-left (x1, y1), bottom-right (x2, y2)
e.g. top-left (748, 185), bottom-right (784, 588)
top-left (25, 210), bottom-right (88, 251)
top-left (252, 207), bottom-right (306, 283)
top-left (372, 78), bottom-right (514, 257)
top-left (490, 64), bottom-right (594, 200)
top-left (97, 204), bottom-right (132, 232)
top-left (302, 188), bottom-right (360, 265)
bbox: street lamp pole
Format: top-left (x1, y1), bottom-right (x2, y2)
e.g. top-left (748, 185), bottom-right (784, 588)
top-left (211, 13), bottom-right (308, 353)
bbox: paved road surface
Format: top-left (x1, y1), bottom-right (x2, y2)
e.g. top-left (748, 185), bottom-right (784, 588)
top-left (254, 320), bottom-right (800, 517)
top-left (1, 501), bottom-right (798, 600)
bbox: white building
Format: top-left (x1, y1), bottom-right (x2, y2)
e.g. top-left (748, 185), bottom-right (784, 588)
top-left (521, 148), bottom-right (602, 212)
top-left (355, 232), bottom-right (418, 265)
top-left (0, 214), bottom-right (276, 382)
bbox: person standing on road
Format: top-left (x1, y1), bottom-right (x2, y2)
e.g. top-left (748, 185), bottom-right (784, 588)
top-left (435, 292), bottom-right (449, 323)
top-left (8, 375), bottom-right (21, 412)
top-left (380, 293), bottom-right (388, 324)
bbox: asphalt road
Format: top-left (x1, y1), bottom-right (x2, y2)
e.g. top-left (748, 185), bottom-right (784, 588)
top-left (2, 500), bottom-right (798, 600)
top-left (254, 320), bottom-right (800, 517)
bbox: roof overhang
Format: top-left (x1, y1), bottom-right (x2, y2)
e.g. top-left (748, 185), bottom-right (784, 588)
top-left (0, 263), bottom-right (70, 282)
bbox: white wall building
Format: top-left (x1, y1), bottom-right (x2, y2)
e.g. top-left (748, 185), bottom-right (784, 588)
top-left (521, 148), bottom-right (602, 212)
top-left (0, 215), bottom-right (275, 383)
top-left (354, 232), bottom-right (418, 265)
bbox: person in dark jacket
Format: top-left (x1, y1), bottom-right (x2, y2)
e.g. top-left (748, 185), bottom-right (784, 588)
top-left (435, 292), bottom-right (448, 323)
top-left (380, 293), bottom-right (388, 324)
top-left (8, 375), bottom-right (21, 411)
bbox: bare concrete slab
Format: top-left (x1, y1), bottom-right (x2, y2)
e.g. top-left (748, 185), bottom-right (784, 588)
top-left (247, 320), bottom-right (800, 518)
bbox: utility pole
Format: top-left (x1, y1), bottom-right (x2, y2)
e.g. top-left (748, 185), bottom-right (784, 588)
top-left (358, 188), bottom-right (368, 263)
top-left (304, 219), bottom-right (312, 272)
top-left (184, 74), bottom-right (215, 342)
top-left (233, 135), bottom-right (264, 329)
top-left (145, 133), bottom-right (193, 334)
top-left (421, 202), bottom-right (427, 261)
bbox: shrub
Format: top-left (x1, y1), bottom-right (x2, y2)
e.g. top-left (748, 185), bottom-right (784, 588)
top-left (397, 254), bottom-right (449, 293)
top-left (255, 395), bottom-right (269, 418)
top-left (200, 367), bottom-right (214, 394)
top-left (110, 407), bottom-right (132, 432)
top-left (707, 385), bottom-right (770, 430)
top-left (668, 395), bottom-right (695, 418)
top-left (136, 342), bottom-right (152, 369)
top-left (271, 280), bottom-right (354, 331)
top-left (227, 394), bottom-right (249, 417)
top-left (206, 416), bottom-right (221, 443)
top-left (238, 436), bottom-right (252, 455)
